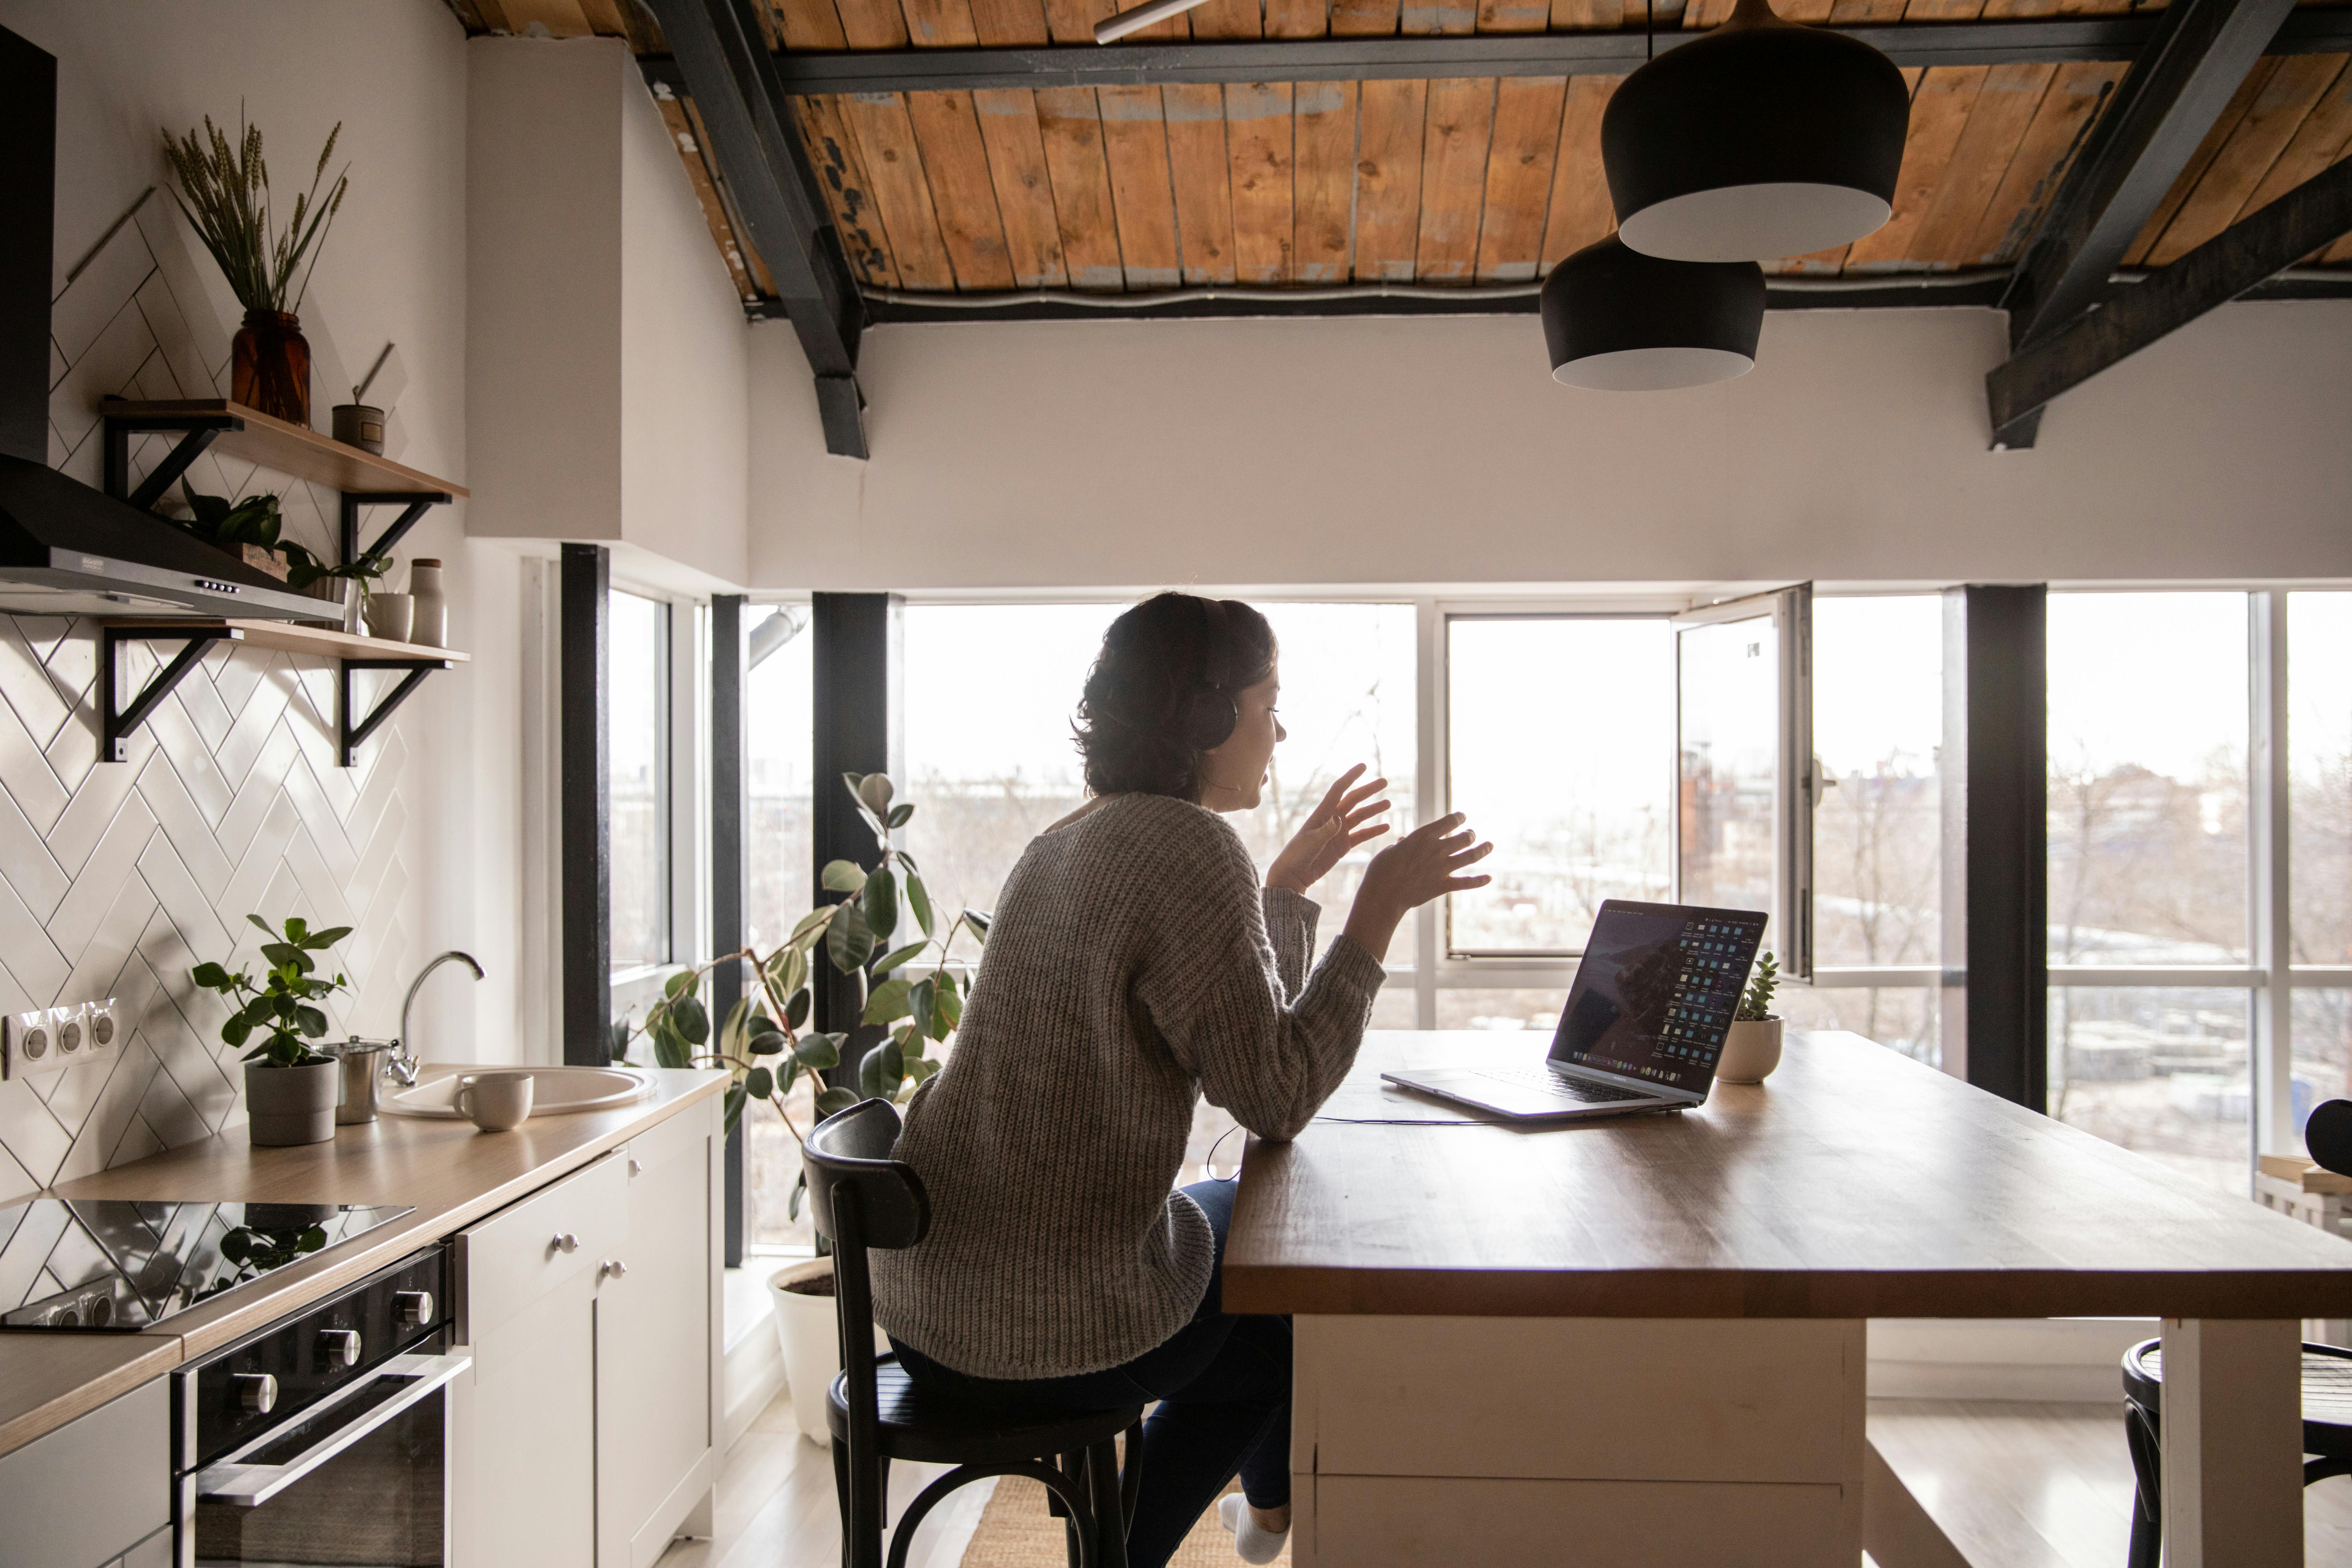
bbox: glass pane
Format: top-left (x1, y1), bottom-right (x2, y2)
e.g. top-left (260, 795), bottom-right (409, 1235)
top-left (2047, 593), bottom-right (2248, 966)
top-left (1678, 612), bottom-right (1777, 920)
top-left (1447, 618), bottom-right (1674, 955)
top-left (1812, 598), bottom-right (1941, 970)
top-left (1773, 986), bottom-right (1938, 1067)
top-left (745, 608), bottom-right (814, 952)
top-left (609, 590), bottom-right (667, 971)
top-left (1435, 988), bottom-right (1570, 1032)
top-left (2291, 593), bottom-right (2352, 969)
top-left (2294, 989), bottom-right (2351, 1155)
top-left (2050, 986), bottom-right (2249, 1196)
top-left (746, 1075), bottom-right (814, 1251)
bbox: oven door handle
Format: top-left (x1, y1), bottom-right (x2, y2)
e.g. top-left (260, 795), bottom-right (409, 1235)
top-left (192, 1350), bottom-right (471, 1509)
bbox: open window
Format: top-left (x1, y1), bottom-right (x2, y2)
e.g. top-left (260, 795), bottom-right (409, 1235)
top-left (1674, 585), bottom-right (1814, 980)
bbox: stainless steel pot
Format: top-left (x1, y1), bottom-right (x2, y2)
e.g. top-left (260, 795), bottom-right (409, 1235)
top-left (331, 1038), bottom-right (399, 1124)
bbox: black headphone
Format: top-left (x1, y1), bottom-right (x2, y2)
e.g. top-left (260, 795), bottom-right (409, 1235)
top-left (1183, 600), bottom-right (1241, 752)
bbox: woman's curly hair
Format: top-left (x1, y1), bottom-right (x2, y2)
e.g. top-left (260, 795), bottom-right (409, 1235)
top-left (1074, 593), bottom-right (1276, 802)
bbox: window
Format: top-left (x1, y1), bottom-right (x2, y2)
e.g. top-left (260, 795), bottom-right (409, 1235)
top-left (2291, 592), bottom-right (2352, 1151)
top-left (609, 589), bottom-right (670, 973)
top-left (742, 604), bottom-right (815, 1252)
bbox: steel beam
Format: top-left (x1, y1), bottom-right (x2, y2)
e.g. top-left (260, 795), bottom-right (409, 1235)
top-left (641, 0), bottom-right (870, 458)
top-left (1989, 155), bottom-right (2352, 435)
top-left (633, 10), bottom-right (2352, 97)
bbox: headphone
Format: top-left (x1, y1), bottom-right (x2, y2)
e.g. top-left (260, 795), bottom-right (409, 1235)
top-left (1182, 600), bottom-right (1241, 752)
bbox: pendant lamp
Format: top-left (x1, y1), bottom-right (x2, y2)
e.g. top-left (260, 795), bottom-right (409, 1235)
top-left (1541, 236), bottom-right (1765, 392)
top-left (1601, 0), bottom-right (1909, 263)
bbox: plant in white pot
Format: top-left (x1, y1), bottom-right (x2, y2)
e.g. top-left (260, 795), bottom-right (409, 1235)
top-left (1718, 950), bottom-right (1783, 1084)
top-left (192, 916), bottom-right (354, 1146)
top-left (619, 771), bottom-right (976, 1442)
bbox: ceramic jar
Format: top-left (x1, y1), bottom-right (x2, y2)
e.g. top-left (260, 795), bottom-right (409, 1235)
top-left (1717, 1017), bottom-right (1784, 1084)
top-left (407, 559), bottom-right (446, 648)
top-left (232, 310), bottom-right (311, 426)
top-left (364, 592), bottom-right (414, 643)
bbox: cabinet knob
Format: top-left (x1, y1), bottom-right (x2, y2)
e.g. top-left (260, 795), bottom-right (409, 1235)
top-left (231, 1373), bottom-right (278, 1415)
top-left (553, 1232), bottom-right (580, 1254)
top-left (317, 1328), bottom-right (363, 1367)
top-left (599, 1259), bottom-right (628, 1281)
top-left (393, 1290), bottom-right (434, 1328)
top-left (628, 1158), bottom-right (642, 1177)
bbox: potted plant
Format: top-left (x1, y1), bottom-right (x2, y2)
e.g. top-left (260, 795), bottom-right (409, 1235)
top-left (193, 916), bottom-right (355, 1146)
top-left (620, 771), bottom-right (977, 1442)
top-left (285, 548), bottom-right (391, 634)
top-left (162, 114), bottom-right (349, 427)
top-left (1718, 950), bottom-right (1783, 1084)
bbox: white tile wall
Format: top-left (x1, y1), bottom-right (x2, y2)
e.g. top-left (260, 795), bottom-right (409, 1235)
top-left (0, 193), bottom-right (419, 1201)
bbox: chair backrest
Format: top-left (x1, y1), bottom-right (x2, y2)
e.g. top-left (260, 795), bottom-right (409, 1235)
top-left (804, 1098), bottom-right (932, 1464)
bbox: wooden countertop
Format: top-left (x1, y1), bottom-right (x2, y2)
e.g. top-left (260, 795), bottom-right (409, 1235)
top-left (0, 1067), bottom-right (726, 1457)
top-left (1224, 1031), bottom-right (2352, 1321)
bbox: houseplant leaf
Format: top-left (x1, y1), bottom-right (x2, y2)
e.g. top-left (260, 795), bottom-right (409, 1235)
top-left (672, 994), bottom-right (710, 1046)
top-left (784, 987), bottom-right (811, 1030)
top-left (872, 940), bottom-right (927, 976)
top-left (887, 802), bottom-right (913, 828)
top-left (862, 976), bottom-right (912, 1027)
top-left (861, 865), bottom-right (898, 943)
top-left (820, 859), bottom-right (868, 894)
top-left (796, 1032), bottom-right (842, 1070)
top-left (814, 1086), bottom-right (858, 1118)
top-left (905, 874), bottom-right (934, 938)
top-left (826, 901), bottom-right (873, 974)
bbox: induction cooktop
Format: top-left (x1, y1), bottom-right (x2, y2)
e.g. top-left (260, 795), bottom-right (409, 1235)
top-left (0, 1199), bottom-right (413, 1330)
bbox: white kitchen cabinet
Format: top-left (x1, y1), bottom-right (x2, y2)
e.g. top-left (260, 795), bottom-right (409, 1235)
top-left (451, 1093), bottom-right (720, 1568)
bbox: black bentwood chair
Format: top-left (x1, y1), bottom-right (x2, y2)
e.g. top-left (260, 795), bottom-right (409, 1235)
top-left (2119, 1336), bottom-right (2352, 1568)
top-left (806, 1099), bottom-right (1145, 1568)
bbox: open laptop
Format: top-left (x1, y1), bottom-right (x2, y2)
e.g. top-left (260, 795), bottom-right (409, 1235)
top-left (1382, 899), bottom-right (1768, 1121)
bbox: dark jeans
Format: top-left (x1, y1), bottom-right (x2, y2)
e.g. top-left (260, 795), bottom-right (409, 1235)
top-left (891, 1179), bottom-right (1291, 1568)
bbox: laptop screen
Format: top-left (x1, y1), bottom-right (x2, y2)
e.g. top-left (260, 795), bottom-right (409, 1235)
top-left (1548, 900), bottom-right (1769, 1096)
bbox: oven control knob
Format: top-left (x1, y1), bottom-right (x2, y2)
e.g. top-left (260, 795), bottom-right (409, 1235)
top-left (232, 1373), bottom-right (278, 1415)
top-left (393, 1290), bottom-right (434, 1328)
top-left (318, 1328), bottom-right (362, 1366)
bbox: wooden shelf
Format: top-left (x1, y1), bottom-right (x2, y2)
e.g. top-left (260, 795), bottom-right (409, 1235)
top-left (100, 399), bottom-right (468, 499)
top-left (98, 618), bottom-right (469, 665)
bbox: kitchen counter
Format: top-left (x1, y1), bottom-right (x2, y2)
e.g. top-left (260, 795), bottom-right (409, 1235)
top-left (0, 1066), bottom-right (728, 1457)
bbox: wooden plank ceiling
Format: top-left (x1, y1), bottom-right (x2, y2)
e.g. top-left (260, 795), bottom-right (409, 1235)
top-left (450, 0), bottom-right (2352, 301)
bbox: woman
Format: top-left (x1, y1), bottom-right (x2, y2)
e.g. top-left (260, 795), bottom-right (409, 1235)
top-left (873, 593), bottom-right (1489, 1566)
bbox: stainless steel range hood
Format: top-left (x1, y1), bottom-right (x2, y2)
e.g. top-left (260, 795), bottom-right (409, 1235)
top-left (0, 28), bottom-right (325, 624)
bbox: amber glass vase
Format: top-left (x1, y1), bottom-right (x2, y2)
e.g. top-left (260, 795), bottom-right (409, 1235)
top-left (232, 310), bottom-right (312, 427)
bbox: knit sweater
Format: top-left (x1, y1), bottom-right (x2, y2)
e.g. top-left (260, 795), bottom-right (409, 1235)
top-left (870, 792), bottom-right (1387, 1379)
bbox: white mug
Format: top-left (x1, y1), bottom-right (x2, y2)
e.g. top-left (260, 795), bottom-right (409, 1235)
top-left (454, 1071), bottom-right (534, 1131)
top-left (364, 592), bottom-right (414, 643)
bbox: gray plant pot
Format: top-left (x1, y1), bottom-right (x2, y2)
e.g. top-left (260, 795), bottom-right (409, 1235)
top-left (245, 1059), bottom-right (344, 1147)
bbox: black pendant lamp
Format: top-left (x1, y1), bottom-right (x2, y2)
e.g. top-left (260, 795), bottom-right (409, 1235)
top-left (1602, 0), bottom-right (1909, 263)
top-left (1541, 235), bottom-right (1765, 392)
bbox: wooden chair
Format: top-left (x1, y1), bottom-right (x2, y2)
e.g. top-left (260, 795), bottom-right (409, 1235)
top-left (805, 1098), bottom-right (1144, 1568)
top-left (2119, 1336), bottom-right (2352, 1568)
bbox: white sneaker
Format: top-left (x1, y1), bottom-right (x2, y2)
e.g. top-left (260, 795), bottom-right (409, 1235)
top-left (1217, 1492), bottom-right (1288, 1564)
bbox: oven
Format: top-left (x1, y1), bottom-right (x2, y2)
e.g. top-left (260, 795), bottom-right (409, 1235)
top-left (173, 1244), bottom-right (468, 1568)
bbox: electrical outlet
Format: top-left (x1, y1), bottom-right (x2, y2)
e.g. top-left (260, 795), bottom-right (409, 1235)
top-left (53, 1006), bottom-right (83, 1060)
top-left (3, 1010), bottom-right (47, 1078)
top-left (88, 997), bottom-right (117, 1050)
top-left (1, 1001), bottom-right (123, 1080)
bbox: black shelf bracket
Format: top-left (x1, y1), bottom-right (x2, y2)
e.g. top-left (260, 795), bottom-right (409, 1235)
top-left (338, 658), bottom-right (448, 768)
top-left (100, 625), bottom-right (235, 763)
top-left (99, 404), bottom-right (242, 512)
top-left (341, 491), bottom-right (452, 566)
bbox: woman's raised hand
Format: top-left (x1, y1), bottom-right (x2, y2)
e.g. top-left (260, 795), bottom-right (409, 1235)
top-left (1342, 812), bottom-right (1494, 962)
top-left (1266, 763), bottom-right (1392, 896)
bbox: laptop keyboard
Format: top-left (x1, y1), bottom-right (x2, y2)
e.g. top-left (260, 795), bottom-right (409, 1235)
top-left (1481, 1066), bottom-right (1654, 1104)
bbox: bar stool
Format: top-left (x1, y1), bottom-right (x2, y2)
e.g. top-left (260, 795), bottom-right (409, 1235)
top-left (806, 1098), bottom-right (1144, 1568)
top-left (2119, 1336), bottom-right (2352, 1568)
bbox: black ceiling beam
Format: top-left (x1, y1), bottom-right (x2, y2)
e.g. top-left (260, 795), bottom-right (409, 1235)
top-left (1988, 155), bottom-right (2352, 435)
top-left (1990, 0), bottom-right (2296, 446)
top-left (640, 0), bottom-right (870, 458)
top-left (633, 10), bottom-right (2352, 96)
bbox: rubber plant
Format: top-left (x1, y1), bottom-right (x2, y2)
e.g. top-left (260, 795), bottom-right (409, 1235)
top-left (1737, 950), bottom-right (1780, 1022)
top-left (621, 772), bottom-right (985, 1216)
top-left (191, 915), bottom-right (354, 1068)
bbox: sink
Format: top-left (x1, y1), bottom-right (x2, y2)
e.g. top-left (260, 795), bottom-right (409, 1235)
top-left (380, 1064), bottom-right (658, 1119)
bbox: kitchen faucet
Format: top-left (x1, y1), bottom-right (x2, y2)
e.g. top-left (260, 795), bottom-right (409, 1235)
top-left (390, 951), bottom-right (485, 1086)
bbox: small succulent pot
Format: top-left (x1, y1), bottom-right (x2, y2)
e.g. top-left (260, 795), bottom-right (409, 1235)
top-left (245, 1058), bottom-right (344, 1147)
top-left (1717, 1017), bottom-right (1784, 1084)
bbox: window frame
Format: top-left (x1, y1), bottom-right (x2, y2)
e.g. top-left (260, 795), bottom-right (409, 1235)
top-left (608, 584), bottom-right (707, 1019)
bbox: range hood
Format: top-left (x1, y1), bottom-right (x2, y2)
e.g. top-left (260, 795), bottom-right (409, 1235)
top-left (0, 27), bottom-right (323, 623)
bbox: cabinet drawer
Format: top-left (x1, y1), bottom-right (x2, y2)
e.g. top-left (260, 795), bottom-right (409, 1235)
top-left (457, 1154), bottom-right (626, 1339)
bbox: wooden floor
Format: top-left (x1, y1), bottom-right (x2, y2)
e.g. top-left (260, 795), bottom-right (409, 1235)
top-left (659, 1393), bottom-right (2352, 1567)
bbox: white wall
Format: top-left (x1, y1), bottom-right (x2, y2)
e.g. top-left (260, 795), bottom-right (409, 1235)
top-left (748, 300), bottom-right (2352, 591)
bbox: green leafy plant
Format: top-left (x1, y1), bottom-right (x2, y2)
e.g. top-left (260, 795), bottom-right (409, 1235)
top-left (1737, 950), bottom-right (1780, 1023)
top-left (162, 114), bottom-right (348, 314)
top-left (621, 773), bottom-right (985, 1217)
top-left (283, 547), bottom-right (390, 604)
top-left (191, 915), bottom-right (354, 1068)
top-left (191, 1222), bottom-right (327, 1303)
top-left (174, 481), bottom-right (287, 554)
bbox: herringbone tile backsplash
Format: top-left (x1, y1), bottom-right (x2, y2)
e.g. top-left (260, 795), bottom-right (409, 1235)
top-left (0, 192), bottom-right (422, 1202)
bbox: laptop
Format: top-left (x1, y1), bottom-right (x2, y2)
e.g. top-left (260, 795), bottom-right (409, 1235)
top-left (1382, 899), bottom-right (1769, 1121)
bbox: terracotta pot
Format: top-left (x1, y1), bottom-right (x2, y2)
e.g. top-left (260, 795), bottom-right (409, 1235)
top-left (245, 1058), bottom-right (343, 1146)
top-left (232, 310), bottom-right (312, 427)
top-left (208, 540), bottom-right (290, 582)
top-left (1717, 1017), bottom-right (1784, 1084)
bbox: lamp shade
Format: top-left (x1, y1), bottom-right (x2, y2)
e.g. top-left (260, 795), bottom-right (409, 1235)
top-left (1601, 0), bottom-right (1909, 263)
top-left (1541, 235), bottom-right (1765, 392)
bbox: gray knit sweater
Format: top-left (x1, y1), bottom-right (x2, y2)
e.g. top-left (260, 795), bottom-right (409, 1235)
top-left (871, 792), bottom-right (1386, 1379)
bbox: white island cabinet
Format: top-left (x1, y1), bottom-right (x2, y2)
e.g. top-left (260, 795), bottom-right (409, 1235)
top-left (450, 1092), bottom-right (722, 1567)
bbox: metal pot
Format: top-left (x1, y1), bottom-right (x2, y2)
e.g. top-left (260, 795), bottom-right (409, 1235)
top-left (244, 1059), bottom-right (343, 1147)
top-left (331, 1038), bottom-right (399, 1124)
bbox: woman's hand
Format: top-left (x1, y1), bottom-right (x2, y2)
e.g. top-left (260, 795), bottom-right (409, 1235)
top-left (1266, 764), bottom-right (1392, 896)
top-left (1341, 812), bottom-right (1494, 961)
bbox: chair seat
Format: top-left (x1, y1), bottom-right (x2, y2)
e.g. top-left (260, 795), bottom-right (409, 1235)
top-left (2124, 1338), bottom-right (2352, 1458)
top-left (828, 1353), bottom-right (1143, 1466)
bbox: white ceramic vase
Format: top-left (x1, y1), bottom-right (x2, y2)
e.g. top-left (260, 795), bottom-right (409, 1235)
top-left (407, 559), bottom-right (446, 648)
top-left (1717, 1017), bottom-right (1784, 1084)
top-left (771, 1258), bottom-right (841, 1446)
top-left (364, 592), bottom-right (414, 643)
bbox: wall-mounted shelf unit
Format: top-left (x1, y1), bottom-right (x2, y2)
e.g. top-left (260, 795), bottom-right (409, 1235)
top-left (98, 398), bottom-right (469, 564)
top-left (100, 620), bottom-right (469, 768)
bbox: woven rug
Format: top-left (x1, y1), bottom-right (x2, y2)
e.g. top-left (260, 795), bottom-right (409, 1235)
top-left (958, 1476), bottom-right (1288, 1567)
